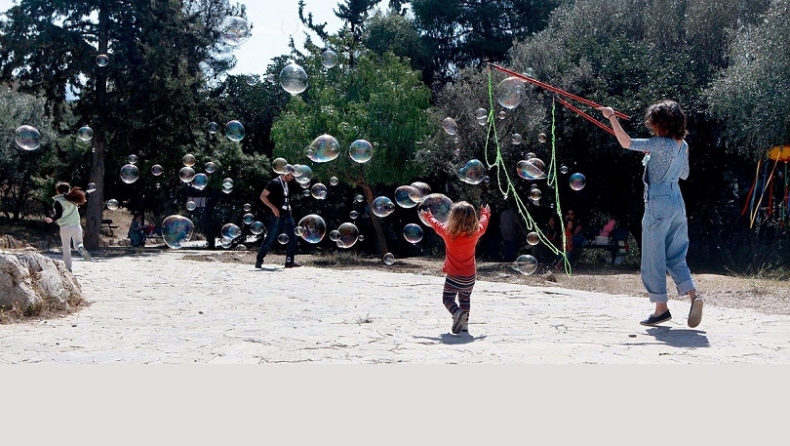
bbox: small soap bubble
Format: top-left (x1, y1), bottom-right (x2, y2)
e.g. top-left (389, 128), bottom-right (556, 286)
top-left (498, 111), bottom-right (506, 120)
top-left (246, 74), bottom-right (260, 86)
top-left (14, 125), bottom-right (41, 150)
top-left (321, 50), bottom-right (339, 68)
top-left (127, 154), bottom-right (138, 165)
top-left (569, 173), bottom-right (586, 191)
top-left (182, 154), bottom-right (196, 167)
top-left (529, 187), bottom-right (542, 201)
top-left (243, 203), bottom-right (252, 212)
top-left (190, 173), bottom-right (208, 191)
top-left (250, 221), bottom-right (265, 235)
top-left (496, 77), bottom-right (526, 109)
top-left (277, 233), bottom-right (289, 245)
top-left (348, 139), bottom-right (373, 163)
top-left (329, 230), bottom-right (341, 242)
top-left (474, 108), bottom-right (487, 120)
top-left (442, 117), bottom-right (458, 136)
top-left (336, 223), bottom-right (359, 248)
top-left (354, 194), bottom-right (364, 203)
top-left (179, 167), bottom-right (196, 183)
top-left (243, 213), bottom-right (255, 225)
top-left (350, 210), bottom-right (359, 220)
top-left (106, 199), bottom-right (119, 211)
top-left (382, 253), bottom-right (395, 266)
top-left (294, 226), bottom-right (305, 237)
top-left (307, 134), bottom-right (340, 162)
top-left (120, 164), bottom-right (140, 184)
top-left (417, 193), bottom-right (453, 226)
top-left (207, 122), bottom-right (219, 134)
top-left (95, 54), bottom-right (109, 67)
top-left (77, 126), bottom-right (94, 142)
top-left (186, 201), bottom-right (197, 211)
top-left (527, 232), bottom-right (540, 246)
top-left (372, 196), bottom-right (396, 218)
top-left (403, 223), bottom-right (423, 244)
top-left (538, 133), bottom-right (547, 143)
top-left (302, 189), bottom-right (311, 197)
top-left (512, 254), bottom-right (539, 275)
top-left (560, 165), bottom-right (569, 175)
top-left (203, 161), bottom-right (216, 174)
top-left (311, 183), bottom-right (328, 200)
top-left (221, 223), bottom-right (242, 240)
top-left (272, 158), bottom-right (288, 174)
top-left (220, 237), bottom-right (233, 249)
top-left (225, 120), bottom-right (245, 142)
top-left (86, 183), bottom-right (97, 194)
top-left (457, 159), bottom-right (486, 185)
top-left (161, 215), bottom-right (194, 249)
top-left (329, 176), bottom-right (339, 186)
top-left (409, 182), bottom-right (432, 203)
top-left (512, 133), bottom-right (523, 145)
top-left (279, 63), bottom-right (309, 96)
top-left (395, 185), bottom-right (419, 208)
top-left (219, 16), bottom-right (251, 46)
top-left (516, 159), bottom-right (546, 180)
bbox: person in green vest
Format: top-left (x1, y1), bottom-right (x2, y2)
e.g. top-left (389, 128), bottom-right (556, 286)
top-left (44, 182), bottom-right (92, 272)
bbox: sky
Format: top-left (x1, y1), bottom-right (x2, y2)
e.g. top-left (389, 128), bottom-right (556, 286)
top-left (0, 0), bottom-right (389, 76)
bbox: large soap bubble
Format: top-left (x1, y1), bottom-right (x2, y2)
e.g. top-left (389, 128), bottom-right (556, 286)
top-left (336, 222), bottom-right (359, 248)
top-left (516, 159), bottom-right (547, 180)
top-left (403, 223), bottom-right (423, 244)
top-left (120, 164), bottom-right (140, 184)
top-left (15, 125), bottom-right (41, 150)
top-left (371, 196), bottom-right (396, 218)
top-left (457, 159), bottom-right (486, 185)
top-left (298, 214), bottom-right (326, 244)
top-left (348, 139), bottom-right (373, 163)
top-left (496, 76), bottom-right (527, 109)
top-left (162, 215), bottom-right (194, 249)
top-left (307, 134), bottom-right (340, 162)
top-left (442, 117), bottom-right (458, 136)
top-left (409, 182), bottom-right (432, 203)
top-left (219, 16), bottom-right (251, 46)
top-left (395, 185), bottom-right (419, 208)
top-left (279, 63), bottom-right (309, 95)
top-left (225, 120), bottom-right (245, 142)
top-left (417, 193), bottom-right (453, 226)
top-left (512, 254), bottom-right (539, 275)
top-left (321, 50), bottom-right (339, 68)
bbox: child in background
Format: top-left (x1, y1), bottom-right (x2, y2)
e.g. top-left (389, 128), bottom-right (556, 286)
top-left (44, 182), bottom-right (92, 271)
top-left (421, 201), bottom-right (490, 334)
top-left (555, 219), bottom-right (574, 270)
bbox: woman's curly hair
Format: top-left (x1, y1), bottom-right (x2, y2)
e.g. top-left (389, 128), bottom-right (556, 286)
top-left (644, 100), bottom-right (688, 139)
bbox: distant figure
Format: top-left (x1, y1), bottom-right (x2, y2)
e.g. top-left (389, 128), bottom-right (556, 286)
top-left (599, 100), bottom-right (702, 328)
top-left (128, 212), bottom-right (147, 247)
top-left (421, 201), bottom-right (491, 335)
top-left (255, 171), bottom-right (301, 269)
top-left (544, 214), bottom-right (562, 263)
top-left (44, 182), bottom-right (91, 272)
top-left (565, 209), bottom-right (585, 265)
top-left (499, 207), bottom-right (520, 262)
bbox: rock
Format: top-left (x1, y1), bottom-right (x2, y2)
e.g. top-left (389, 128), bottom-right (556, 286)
top-left (0, 252), bottom-right (83, 312)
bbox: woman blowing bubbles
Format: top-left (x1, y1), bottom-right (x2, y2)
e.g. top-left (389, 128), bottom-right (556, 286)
top-left (597, 101), bottom-right (703, 328)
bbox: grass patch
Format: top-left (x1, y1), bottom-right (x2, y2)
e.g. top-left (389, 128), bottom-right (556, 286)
top-left (0, 293), bottom-right (91, 325)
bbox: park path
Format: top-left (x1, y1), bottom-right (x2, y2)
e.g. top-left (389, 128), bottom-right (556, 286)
top-left (1, 251), bottom-right (788, 364)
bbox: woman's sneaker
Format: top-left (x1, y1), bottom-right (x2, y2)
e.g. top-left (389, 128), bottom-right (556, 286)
top-left (77, 245), bottom-right (92, 261)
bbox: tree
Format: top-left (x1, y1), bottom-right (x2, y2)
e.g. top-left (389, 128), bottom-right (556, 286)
top-left (0, 0), bottom-right (244, 249)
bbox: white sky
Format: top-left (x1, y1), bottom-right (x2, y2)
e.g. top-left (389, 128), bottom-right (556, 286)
top-left (0, 0), bottom-right (388, 76)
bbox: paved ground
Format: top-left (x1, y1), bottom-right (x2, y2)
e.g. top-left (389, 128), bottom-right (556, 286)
top-left (1, 250), bottom-right (788, 363)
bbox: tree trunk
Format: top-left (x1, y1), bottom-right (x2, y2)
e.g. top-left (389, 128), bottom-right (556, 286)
top-left (84, 3), bottom-right (110, 250)
top-left (359, 180), bottom-right (388, 256)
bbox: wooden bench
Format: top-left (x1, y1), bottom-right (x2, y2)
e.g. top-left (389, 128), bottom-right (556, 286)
top-left (579, 239), bottom-right (628, 265)
top-left (102, 219), bottom-right (119, 236)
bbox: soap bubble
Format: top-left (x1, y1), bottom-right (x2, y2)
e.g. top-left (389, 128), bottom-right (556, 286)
top-left (538, 133), bottom-right (547, 143)
top-left (272, 158), bottom-right (288, 174)
top-left (277, 233), bottom-right (289, 245)
top-left (279, 63), bottom-right (309, 95)
top-left (403, 223), bottom-right (423, 244)
top-left (474, 108), bottom-right (487, 120)
top-left (222, 182), bottom-right (233, 194)
top-left (179, 167), bottom-right (196, 183)
top-left (246, 74), bottom-right (259, 86)
top-left (512, 254), bottom-right (538, 275)
top-left (569, 173), bottom-right (587, 191)
top-left (86, 183), bottom-right (97, 194)
top-left (382, 253), bottom-right (395, 265)
top-left (182, 154), bottom-right (196, 167)
top-left (516, 159), bottom-right (547, 180)
top-left (205, 162), bottom-right (217, 174)
top-left (512, 133), bottom-right (523, 145)
top-left (336, 223), bottom-right (359, 248)
top-left (348, 139), bottom-right (373, 163)
top-left (409, 182), bottom-right (431, 203)
top-left (311, 183), bottom-right (328, 200)
top-left (297, 214), bottom-right (326, 243)
top-left (294, 226), bottom-right (304, 237)
top-left (221, 223), bottom-right (242, 240)
top-left (95, 54), bottom-right (109, 67)
top-left (127, 154), bottom-right (138, 165)
top-left (106, 199), bottom-right (119, 211)
top-left (250, 221), bottom-right (265, 235)
top-left (161, 215), bottom-right (194, 249)
top-left (526, 152), bottom-right (536, 159)
top-left (527, 232), bottom-right (540, 246)
top-left (207, 122), bottom-right (219, 134)
top-left (417, 193), bottom-right (453, 226)
top-left (219, 16), bottom-right (251, 46)
top-left (294, 165), bottom-right (313, 185)
top-left (329, 230), bottom-right (341, 242)
top-left (302, 189), bottom-right (311, 197)
top-left (395, 185), bottom-right (419, 208)
top-left (307, 134), bottom-right (340, 162)
top-left (350, 210), bottom-right (359, 220)
top-left (354, 194), bottom-right (364, 203)
top-left (529, 187), bottom-right (542, 201)
top-left (560, 165), bottom-right (569, 175)
top-left (496, 76), bottom-right (527, 109)
top-left (77, 126), bottom-right (94, 142)
top-left (220, 237), bottom-right (233, 249)
top-left (120, 164), bottom-right (140, 184)
top-left (458, 159), bottom-right (486, 185)
top-left (243, 213), bottom-right (255, 225)
top-left (243, 203), bottom-right (252, 212)
top-left (225, 120), bottom-right (245, 142)
top-left (372, 196), bottom-right (396, 218)
top-left (329, 176), bottom-right (339, 186)
top-left (283, 164), bottom-right (296, 175)
top-left (442, 117), bottom-right (458, 136)
top-left (358, 235), bottom-right (364, 241)
top-left (498, 111), bottom-right (507, 120)
top-left (192, 173), bottom-right (208, 190)
top-left (14, 125), bottom-right (41, 150)
top-left (321, 50), bottom-right (339, 68)
top-left (186, 201), bottom-right (197, 211)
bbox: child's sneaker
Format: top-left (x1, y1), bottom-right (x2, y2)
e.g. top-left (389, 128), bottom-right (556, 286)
top-left (77, 245), bottom-right (92, 261)
top-left (452, 309), bottom-right (469, 335)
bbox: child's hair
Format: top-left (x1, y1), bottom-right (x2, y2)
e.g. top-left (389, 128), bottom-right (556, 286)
top-left (56, 181), bottom-right (87, 205)
top-left (644, 100), bottom-right (688, 139)
top-left (445, 201), bottom-right (479, 239)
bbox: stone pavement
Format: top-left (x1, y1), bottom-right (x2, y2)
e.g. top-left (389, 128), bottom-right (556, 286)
top-left (1, 251), bottom-right (788, 363)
